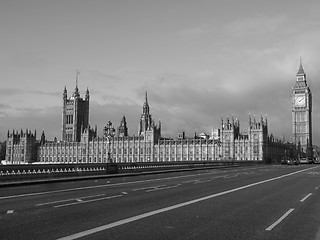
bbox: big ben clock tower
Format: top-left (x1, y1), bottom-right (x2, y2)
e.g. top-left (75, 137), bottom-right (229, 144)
top-left (292, 60), bottom-right (312, 158)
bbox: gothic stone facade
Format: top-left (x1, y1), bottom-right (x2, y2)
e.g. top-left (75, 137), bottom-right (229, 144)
top-left (221, 116), bottom-right (268, 161)
top-left (36, 115), bottom-right (291, 164)
top-left (7, 83), bottom-right (296, 164)
top-left (37, 89), bottom-right (289, 164)
top-left (6, 130), bottom-right (37, 164)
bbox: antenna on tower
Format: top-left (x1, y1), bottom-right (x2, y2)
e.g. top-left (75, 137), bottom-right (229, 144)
top-left (76, 71), bottom-right (80, 87)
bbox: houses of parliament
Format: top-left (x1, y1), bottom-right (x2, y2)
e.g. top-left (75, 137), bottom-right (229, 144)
top-left (5, 62), bottom-right (314, 164)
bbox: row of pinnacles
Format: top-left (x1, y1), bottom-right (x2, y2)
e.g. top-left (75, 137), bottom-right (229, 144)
top-left (7, 129), bottom-right (37, 142)
top-left (221, 115), bottom-right (268, 161)
top-left (6, 129), bottom-right (38, 164)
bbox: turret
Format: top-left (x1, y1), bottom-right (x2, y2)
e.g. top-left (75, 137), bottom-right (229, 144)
top-left (85, 87), bottom-right (90, 101)
top-left (104, 121), bottom-right (116, 139)
top-left (118, 115), bottom-right (128, 137)
top-left (73, 86), bottom-right (80, 98)
top-left (63, 86), bottom-right (67, 101)
top-left (40, 130), bottom-right (46, 145)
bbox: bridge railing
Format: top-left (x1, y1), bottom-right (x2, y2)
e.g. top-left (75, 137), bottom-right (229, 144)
top-left (0, 160), bottom-right (261, 182)
top-left (0, 163), bottom-right (108, 182)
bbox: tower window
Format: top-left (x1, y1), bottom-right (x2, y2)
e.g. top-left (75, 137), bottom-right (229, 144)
top-left (296, 112), bottom-right (306, 122)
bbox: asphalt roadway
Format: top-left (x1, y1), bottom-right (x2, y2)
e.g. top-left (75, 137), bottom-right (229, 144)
top-left (1, 164), bottom-right (320, 240)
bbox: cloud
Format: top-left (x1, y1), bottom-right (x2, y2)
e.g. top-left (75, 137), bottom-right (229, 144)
top-left (0, 106), bottom-right (61, 141)
top-left (226, 15), bottom-right (288, 38)
top-left (0, 103), bottom-right (11, 109)
top-left (88, 70), bottom-right (122, 82)
top-left (179, 24), bottom-right (211, 40)
top-left (0, 88), bottom-right (59, 96)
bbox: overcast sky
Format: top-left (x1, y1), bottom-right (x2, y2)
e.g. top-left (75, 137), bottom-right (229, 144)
top-left (1, 0), bottom-right (320, 144)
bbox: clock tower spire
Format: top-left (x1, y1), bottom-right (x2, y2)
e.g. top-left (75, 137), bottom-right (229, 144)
top-left (292, 59), bottom-right (312, 159)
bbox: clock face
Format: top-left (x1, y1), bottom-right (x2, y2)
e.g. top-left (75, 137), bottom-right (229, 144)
top-left (295, 95), bottom-right (306, 107)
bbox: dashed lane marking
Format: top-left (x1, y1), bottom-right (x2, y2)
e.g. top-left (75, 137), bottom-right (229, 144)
top-left (146, 184), bottom-right (180, 192)
top-left (193, 179), bottom-right (212, 184)
top-left (182, 180), bottom-right (199, 184)
top-left (131, 185), bottom-right (166, 192)
top-left (223, 174), bottom-right (240, 179)
top-left (265, 208), bottom-right (295, 231)
top-left (36, 194), bottom-right (106, 206)
top-left (300, 193), bottom-right (312, 202)
top-left (54, 195), bottom-right (123, 208)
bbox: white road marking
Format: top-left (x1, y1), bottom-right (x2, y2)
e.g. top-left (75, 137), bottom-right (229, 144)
top-left (211, 175), bottom-right (227, 179)
top-left (54, 195), bottom-right (123, 208)
top-left (265, 208), bottom-right (295, 231)
top-left (300, 193), bottom-right (312, 202)
top-left (132, 185), bottom-right (166, 192)
top-left (36, 194), bottom-right (105, 206)
top-left (182, 180), bottom-right (199, 184)
top-left (241, 172), bottom-right (254, 175)
top-left (182, 175), bottom-right (226, 183)
top-left (223, 174), bottom-right (239, 179)
top-left (193, 179), bottom-right (212, 184)
top-left (7, 210), bottom-right (14, 214)
top-left (146, 185), bottom-right (180, 192)
top-left (57, 167), bottom-right (315, 240)
top-left (122, 192), bottom-right (128, 195)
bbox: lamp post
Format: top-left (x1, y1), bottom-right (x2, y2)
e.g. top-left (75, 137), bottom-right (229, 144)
top-left (105, 121), bottom-right (115, 163)
top-left (104, 121), bottom-right (115, 173)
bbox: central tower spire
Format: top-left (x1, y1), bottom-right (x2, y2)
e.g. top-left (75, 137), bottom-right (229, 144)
top-left (138, 91), bottom-right (161, 141)
top-left (143, 90), bottom-right (149, 115)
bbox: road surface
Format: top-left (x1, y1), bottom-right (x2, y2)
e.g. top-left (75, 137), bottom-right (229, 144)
top-left (1, 164), bottom-right (320, 240)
